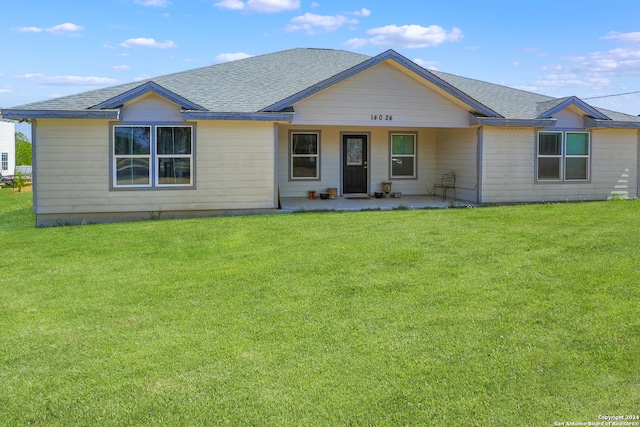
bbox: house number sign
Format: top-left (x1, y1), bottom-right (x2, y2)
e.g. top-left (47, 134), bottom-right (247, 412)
top-left (371, 114), bottom-right (393, 121)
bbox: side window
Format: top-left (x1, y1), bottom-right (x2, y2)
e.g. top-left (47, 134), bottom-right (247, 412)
top-left (390, 133), bottom-right (416, 178)
top-left (113, 124), bottom-right (194, 188)
top-left (537, 131), bottom-right (589, 181)
top-left (114, 126), bottom-right (152, 187)
top-left (291, 132), bottom-right (319, 179)
top-left (156, 126), bottom-right (193, 186)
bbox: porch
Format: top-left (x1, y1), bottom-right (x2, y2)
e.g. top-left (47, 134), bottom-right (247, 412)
top-left (279, 194), bottom-right (464, 213)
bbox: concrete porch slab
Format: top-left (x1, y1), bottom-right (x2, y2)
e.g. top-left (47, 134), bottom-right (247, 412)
top-left (280, 195), bottom-right (462, 212)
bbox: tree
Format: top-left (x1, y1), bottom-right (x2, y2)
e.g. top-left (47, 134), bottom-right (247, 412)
top-left (15, 132), bottom-right (32, 166)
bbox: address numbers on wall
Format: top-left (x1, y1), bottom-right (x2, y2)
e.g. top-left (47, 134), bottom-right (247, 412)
top-left (370, 114), bottom-right (393, 121)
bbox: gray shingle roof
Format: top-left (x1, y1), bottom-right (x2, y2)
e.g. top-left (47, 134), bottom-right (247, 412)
top-left (9, 48), bottom-right (370, 113)
top-left (5, 47), bottom-right (640, 124)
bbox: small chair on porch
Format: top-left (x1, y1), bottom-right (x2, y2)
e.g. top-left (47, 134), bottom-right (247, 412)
top-left (432, 171), bottom-right (456, 201)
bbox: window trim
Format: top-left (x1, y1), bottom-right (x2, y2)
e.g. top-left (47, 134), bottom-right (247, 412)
top-left (536, 130), bottom-right (590, 182)
top-left (155, 125), bottom-right (194, 188)
top-left (1, 153), bottom-right (8, 171)
top-left (289, 130), bottom-right (321, 181)
top-left (111, 123), bottom-right (195, 190)
top-left (389, 132), bottom-right (418, 179)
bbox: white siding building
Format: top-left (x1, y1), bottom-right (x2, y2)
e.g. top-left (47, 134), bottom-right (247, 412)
top-left (0, 119), bottom-right (15, 178)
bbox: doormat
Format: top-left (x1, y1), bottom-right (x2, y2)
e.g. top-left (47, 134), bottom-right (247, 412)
top-left (346, 196), bottom-right (371, 200)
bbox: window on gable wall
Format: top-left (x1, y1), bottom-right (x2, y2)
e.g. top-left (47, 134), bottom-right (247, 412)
top-left (537, 131), bottom-right (589, 181)
top-left (1, 153), bottom-right (7, 171)
top-left (113, 125), bottom-right (193, 188)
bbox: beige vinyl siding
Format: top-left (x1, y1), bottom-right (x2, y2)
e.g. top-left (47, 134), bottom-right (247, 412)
top-left (34, 118), bottom-right (276, 217)
top-left (433, 128), bottom-right (478, 202)
top-left (120, 93), bottom-right (183, 122)
top-left (480, 127), bottom-right (638, 203)
top-left (278, 125), bottom-right (436, 197)
top-left (552, 106), bottom-right (585, 128)
top-left (293, 62), bottom-right (471, 128)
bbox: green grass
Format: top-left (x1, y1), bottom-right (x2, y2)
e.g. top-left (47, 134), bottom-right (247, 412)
top-left (1, 188), bottom-right (638, 426)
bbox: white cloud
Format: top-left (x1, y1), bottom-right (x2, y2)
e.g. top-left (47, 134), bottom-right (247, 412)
top-left (215, 0), bottom-right (300, 13)
top-left (346, 24), bottom-right (462, 49)
top-left (548, 32), bottom-right (640, 80)
top-left (345, 37), bottom-right (369, 49)
top-left (351, 8), bottom-right (371, 17)
top-left (46, 23), bottom-right (85, 35)
top-left (112, 65), bottom-right (131, 71)
top-left (14, 23), bottom-right (84, 34)
top-left (602, 31), bottom-right (640, 44)
top-left (134, 0), bottom-right (171, 6)
top-left (566, 48), bottom-right (640, 76)
top-left (15, 26), bottom-right (43, 33)
top-left (120, 38), bottom-right (177, 48)
top-left (213, 52), bottom-right (253, 63)
top-left (16, 74), bottom-right (118, 86)
top-left (134, 74), bottom-right (152, 81)
top-left (533, 73), bottom-right (611, 90)
top-left (286, 13), bottom-right (358, 34)
top-left (215, 0), bottom-right (244, 9)
top-left (0, 88), bottom-right (11, 94)
top-left (413, 59), bottom-right (440, 70)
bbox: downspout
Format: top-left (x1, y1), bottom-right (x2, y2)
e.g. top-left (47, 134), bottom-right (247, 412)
top-left (274, 123), bottom-right (280, 209)
top-left (476, 126), bottom-right (483, 204)
top-left (31, 120), bottom-right (37, 216)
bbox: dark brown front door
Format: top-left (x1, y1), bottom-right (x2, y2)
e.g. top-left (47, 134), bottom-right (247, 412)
top-left (343, 135), bottom-right (368, 194)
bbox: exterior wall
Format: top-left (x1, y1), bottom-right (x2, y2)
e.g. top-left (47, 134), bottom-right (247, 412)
top-left (277, 125), bottom-right (437, 197)
top-left (293, 62), bottom-right (471, 128)
top-left (434, 128), bottom-right (479, 202)
top-left (0, 120), bottom-right (16, 175)
top-left (480, 126), bottom-right (639, 203)
top-left (33, 116), bottom-right (277, 226)
top-left (553, 106), bottom-right (585, 128)
top-left (120, 93), bottom-right (183, 122)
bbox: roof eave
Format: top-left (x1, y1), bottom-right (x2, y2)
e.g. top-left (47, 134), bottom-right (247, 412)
top-left (537, 96), bottom-right (610, 120)
top-left (0, 109), bottom-right (120, 120)
top-left (181, 111), bottom-right (294, 122)
top-left (91, 81), bottom-right (206, 111)
top-left (584, 116), bottom-right (640, 129)
top-left (472, 116), bottom-right (557, 127)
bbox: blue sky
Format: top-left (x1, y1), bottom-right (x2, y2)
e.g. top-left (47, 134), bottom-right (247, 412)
top-left (2, 0), bottom-right (639, 137)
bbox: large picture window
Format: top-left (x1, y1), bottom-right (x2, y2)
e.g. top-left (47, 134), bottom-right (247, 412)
top-left (537, 131), bottom-right (589, 181)
top-left (113, 125), bottom-right (193, 188)
top-left (291, 132), bottom-right (319, 179)
top-left (390, 133), bottom-right (416, 178)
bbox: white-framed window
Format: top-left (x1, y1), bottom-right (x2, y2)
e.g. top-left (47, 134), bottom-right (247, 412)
top-left (113, 124), bottom-right (193, 188)
top-left (537, 131), bottom-right (590, 181)
top-left (290, 132), bottom-right (319, 179)
top-left (1, 153), bottom-right (7, 171)
top-left (390, 133), bottom-right (416, 178)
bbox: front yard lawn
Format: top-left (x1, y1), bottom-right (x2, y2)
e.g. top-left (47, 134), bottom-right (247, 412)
top-left (0, 190), bottom-right (638, 425)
